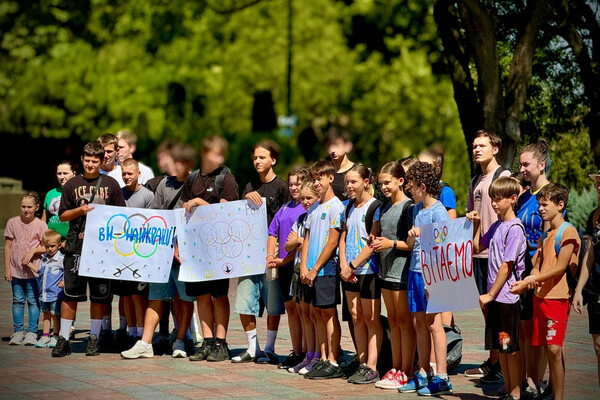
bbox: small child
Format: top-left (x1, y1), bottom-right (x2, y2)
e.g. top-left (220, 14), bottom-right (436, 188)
top-left (4, 192), bottom-right (47, 346)
top-left (510, 183), bottom-right (581, 400)
top-left (399, 161), bottom-right (453, 396)
top-left (468, 177), bottom-right (527, 400)
top-left (286, 181), bottom-right (320, 374)
top-left (26, 229), bottom-right (65, 348)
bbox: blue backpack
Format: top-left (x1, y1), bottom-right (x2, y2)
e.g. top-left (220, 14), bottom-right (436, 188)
top-left (541, 222), bottom-right (579, 293)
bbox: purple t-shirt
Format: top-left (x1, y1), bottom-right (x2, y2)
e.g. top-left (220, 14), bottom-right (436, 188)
top-left (481, 218), bottom-right (527, 304)
top-left (268, 200), bottom-right (306, 265)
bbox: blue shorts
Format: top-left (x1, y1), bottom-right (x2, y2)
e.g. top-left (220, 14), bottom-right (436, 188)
top-left (408, 270), bottom-right (427, 313)
top-left (40, 300), bottom-right (61, 316)
top-left (234, 273), bottom-right (285, 317)
top-left (149, 263), bottom-right (195, 302)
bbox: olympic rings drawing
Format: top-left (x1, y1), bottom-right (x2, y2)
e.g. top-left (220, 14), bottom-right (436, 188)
top-left (198, 219), bottom-right (264, 261)
top-left (107, 213), bottom-right (169, 258)
top-left (434, 226), bottom-right (449, 243)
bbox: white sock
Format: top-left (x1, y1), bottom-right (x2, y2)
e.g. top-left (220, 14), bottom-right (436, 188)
top-left (137, 327), bottom-right (144, 337)
top-left (90, 319), bottom-right (102, 337)
top-left (430, 362), bottom-right (437, 376)
top-left (128, 327), bottom-right (137, 337)
top-left (245, 329), bottom-right (260, 357)
top-left (330, 361), bottom-right (338, 367)
top-left (418, 370), bottom-right (428, 379)
top-left (102, 315), bottom-right (111, 331)
top-left (264, 329), bottom-right (277, 354)
top-left (140, 340), bottom-right (152, 348)
top-left (437, 373), bottom-right (448, 380)
top-left (119, 316), bottom-right (127, 330)
top-left (59, 319), bottom-right (73, 339)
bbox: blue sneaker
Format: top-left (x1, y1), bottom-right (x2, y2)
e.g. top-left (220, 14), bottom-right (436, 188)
top-left (417, 376), bottom-right (453, 396)
top-left (398, 375), bottom-right (428, 393)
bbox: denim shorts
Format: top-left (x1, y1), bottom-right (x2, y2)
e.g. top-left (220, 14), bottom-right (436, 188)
top-left (40, 300), bottom-right (61, 316)
top-left (233, 273), bottom-right (286, 317)
top-left (148, 263), bottom-right (195, 302)
top-left (407, 270), bottom-right (427, 313)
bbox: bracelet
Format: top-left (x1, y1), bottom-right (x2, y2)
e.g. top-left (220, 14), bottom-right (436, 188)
top-left (393, 240), bottom-right (397, 250)
top-left (349, 262), bottom-right (356, 271)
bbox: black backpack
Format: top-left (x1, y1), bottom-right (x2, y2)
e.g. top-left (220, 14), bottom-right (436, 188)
top-left (344, 198), bottom-right (382, 234)
top-left (469, 165), bottom-right (509, 194)
top-left (173, 166), bottom-right (233, 210)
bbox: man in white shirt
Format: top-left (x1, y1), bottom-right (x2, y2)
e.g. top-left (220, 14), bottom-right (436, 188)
top-left (116, 129), bottom-right (154, 185)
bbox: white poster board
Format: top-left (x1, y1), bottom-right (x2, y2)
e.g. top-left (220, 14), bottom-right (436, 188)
top-left (420, 217), bottom-right (480, 313)
top-left (176, 199), bottom-right (268, 282)
top-left (80, 204), bottom-right (176, 283)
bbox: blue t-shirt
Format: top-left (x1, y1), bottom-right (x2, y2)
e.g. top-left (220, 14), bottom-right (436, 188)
top-left (410, 200), bottom-right (450, 273)
top-left (341, 197), bottom-right (380, 275)
top-left (438, 183), bottom-right (457, 210)
top-left (517, 188), bottom-right (544, 257)
top-left (305, 196), bottom-right (345, 276)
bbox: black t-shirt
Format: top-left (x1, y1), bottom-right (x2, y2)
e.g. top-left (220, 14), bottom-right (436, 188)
top-left (332, 163), bottom-right (355, 201)
top-left (242, 175), bottom-right (291, 225)
top-left (585, 208), bottom-right (600, 294)
top-left (180, 167), bottom-right (238, 205)
top-left (59, 174), bottom-right (126, 254)
top-left (145, 174), bottom-right (167, 194)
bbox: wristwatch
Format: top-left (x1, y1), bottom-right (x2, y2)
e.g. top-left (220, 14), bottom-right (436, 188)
top-left (393, 240), bottom-right (397, 250)
top-left (349, 262), bottom-right (356, 271)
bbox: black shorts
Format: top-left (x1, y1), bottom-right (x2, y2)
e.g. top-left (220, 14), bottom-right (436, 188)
top-left (111, 280), bottom-right (149, 297)
top-left (298, 280), bottom-right (311, 304)
top-left (63, 254), bottom-right (111, 303)
top-left (379, 278), bottom-right (407, 292)
top-left (485, 300), bottom-right (521, 353)
top-left (520, 289), bottom-right (534, 320)
top-left (278, 266), bottom-right (294, 303)
top-left (588, 299), bottom-right (600, 335)
top-left (343, 274), bottom-right (381, 299)
top-left (306, 275), bottom-right (338, 309)
top-left (185, 278), bottom-right (230, 298)
top-left (473, 257), bottom-right (488, 296)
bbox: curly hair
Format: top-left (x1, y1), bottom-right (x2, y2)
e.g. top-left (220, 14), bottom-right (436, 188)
top-left (405, 161), bottom-right (441, 196)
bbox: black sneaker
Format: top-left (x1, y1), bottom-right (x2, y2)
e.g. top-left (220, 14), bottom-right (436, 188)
top-left (98, 329), bottom-right (115, 353)
top-left (86, 334), bottom-right (100, 356)
top-left (307, 361), bottom-right (344, 380)
top-left (304, 359), bottom-right (327, 378)
top-left (465, 358), bottom-right (492, 378)
top-left (51, 336), bottom-right (71, 357)
top-left (190, 339), bottom-right (214, 361)
top-left (207, 340), bottom-right (230, 362)
top-left (480, 362), bottom-right (503, 384)
top-left (278, 352), bottom-right (305, 369)
top-left (352, 366), bottom-right (379, 384)
top-left (341, 356), bottom-right (360, 378)
top-left (115, 329), bottom-right (129, 352)
top-left (256, 351), bottom-right (279, 365)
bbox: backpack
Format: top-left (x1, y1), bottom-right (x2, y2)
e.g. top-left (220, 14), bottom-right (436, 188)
top-left (541, 221), bottom-right (580, 294)
top-left (175, 166), bottom-right (232, 210)
top-left (499, 222), bottom-right (528, 302)
top-left (445, 324), bottom-right (463, 372)
top-left (344, 198), bottom-right (382, 234)
top-left (469, 165), bottom-right (508, 194)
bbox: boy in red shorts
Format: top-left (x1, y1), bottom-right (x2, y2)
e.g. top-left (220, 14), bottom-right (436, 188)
top-left (511, 183), bottom-right (580, 400)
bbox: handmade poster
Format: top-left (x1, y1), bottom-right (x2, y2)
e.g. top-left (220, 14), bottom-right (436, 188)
top-left (80, 204), bottom-right (176, 283)
top-left (420, 217), bottom-right (479, 313)
top-left (176, 199), bottom-right (268, 282)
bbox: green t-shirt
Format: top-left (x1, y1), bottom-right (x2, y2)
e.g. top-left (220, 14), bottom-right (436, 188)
top-left (44, 187), bottom-right (69, 239)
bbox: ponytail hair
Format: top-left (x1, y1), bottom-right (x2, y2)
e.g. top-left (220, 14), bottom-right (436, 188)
top-left (347, 164), bottom-right (376, 196)
top-left (379, 161), bottom-right (406, 187)
top-left (521, 139), bottom-right (551, 174)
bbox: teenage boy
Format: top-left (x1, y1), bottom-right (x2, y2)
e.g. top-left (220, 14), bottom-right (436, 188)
top-left (121, 159), bottom-right (154, 208)
top-left (232, 140), bottom-right (290, 363)
top-left (468, 177), bottom-right (527, 400)
top-left (465, 130), bottom-right (511, 382)
top-left (98, 133), bottom-right (125, 187)
top-left (145, 140), bottom-right (177, 193)
top-left (121, 143), bottom-right (198, 359)
top-left (181, 136), bottom-right (238, 362)
top-left (52, 141), bottom-right (126, 357)
top-left (399, 161), bottom-right (452, 395)
top-left (510, 183), bottom-right (581, 400)
top-left (116, 129), bottom-right (154, 185)
top-left (300, 160), bottom-right (345, 379)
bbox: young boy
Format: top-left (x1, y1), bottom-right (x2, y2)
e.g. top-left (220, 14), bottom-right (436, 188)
top-left (181, 136), bottom-right (238, 362)
top-left (468, 177), bottom-right (527, 400)
top-left (325, 128), bottom-right (355, 201)
top-left (53, 141), bottom-right (126, 357)
top-left (121, 142), bottom-right (198, 359)
top-left (98, 133), bottom-right (125, 187)
top-left (399, 161), bottom-right (452, 395)
top-left (26, 229), bottom-right (64, 348)
top-left (300, 160), bottom-right (345, 379)
top-left (510, 183), bottom-right (581, 400)
top-left (465, 130), bottom-right (511, 382)
top-left (116, 129), bottom-right (155, 185)
top-left (232, 140), bottom-right (290, 363)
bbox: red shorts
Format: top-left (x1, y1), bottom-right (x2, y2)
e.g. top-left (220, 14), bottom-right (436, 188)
top-left (531, 296), bottom-right (570, 346)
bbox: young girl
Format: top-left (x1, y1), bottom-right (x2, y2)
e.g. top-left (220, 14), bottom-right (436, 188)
top-left (370, 161), bottom-right (416, 389)
top-left (339, 164), bottom-right (382, 385)
top-left (266, 166), bottom-right (309, 368)
top-left (285, 181), bottom-right (320, 374)
top-left (418, 148), bottom-right (457, 219)
top-left (42, 161), bottom-right (76, 240)
top-left (4, 192), bottom-right (47, 345)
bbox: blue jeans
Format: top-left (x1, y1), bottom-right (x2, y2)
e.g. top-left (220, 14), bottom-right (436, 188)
top-left (11, 278), bottom-right (40, 333)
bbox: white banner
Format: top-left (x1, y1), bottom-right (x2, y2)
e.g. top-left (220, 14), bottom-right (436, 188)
top-left (420, 217), bottom-right (479, 313)
top-left (80, 204), bottom-right (176, 283)
top-left (176, 199), bottom-right (268, 282)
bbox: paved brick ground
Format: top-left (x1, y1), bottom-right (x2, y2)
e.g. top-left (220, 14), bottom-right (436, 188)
top-left (0, 237), bottom-right (598, 399)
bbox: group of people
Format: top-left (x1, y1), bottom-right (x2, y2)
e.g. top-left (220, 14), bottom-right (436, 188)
top-left (4, 128), bottom-right (600, 400)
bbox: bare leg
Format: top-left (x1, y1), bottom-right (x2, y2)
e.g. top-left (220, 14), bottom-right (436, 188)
top-left (42, 311), bottom-right (51, 335)
top-left (382, 288), bottom-right (402, 370)
top-left (346, 291), bottom-right (367, 363)
top-left (546, 344), bottom-right (565, 400)
top-left (361, 297), bottom-right (382, 371)
top-left (132, 294), bottom-right (147, 333)
top-left (594, 334), bottom-right (600, 387)
top-left (412, 311), bottom-right (431, 373)
top-left (302, 301), bottom-right (316, 353)
top-left (427, 312), bottom-right (447, 375)
top-left (285, 300), bottom-right (303, 354)
top-left (213, 296), bottom-right (230, 340)
top-left (196, 294), bottom-right (215, 338)
top-left (321, 307), bottom-right (341, 362)
top-left (141, 300), bottom-right (163, 344)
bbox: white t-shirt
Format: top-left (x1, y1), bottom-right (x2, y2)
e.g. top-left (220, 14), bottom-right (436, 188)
top-left (101, 165), bottom-right (125, 187)
top-left (138, 162), bottom-right (154, 185)
top-left (305, 196), bottom-right (344, 276)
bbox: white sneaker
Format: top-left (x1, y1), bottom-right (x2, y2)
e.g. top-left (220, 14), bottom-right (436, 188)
top-left (121, 340), bottom-right (154, 359)
top-left (23, 332), bottom-right (38, 346)
top-left (48, 337), bottom-right (58, 348)
top-left (35, 336), bottom-right (52, 348)
top-left (9, 331), bottom-right (25, 345)
top-left (172, 339), bottom-right (187, 358)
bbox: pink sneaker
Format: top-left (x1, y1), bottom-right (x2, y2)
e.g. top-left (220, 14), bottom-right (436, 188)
top-left (375, 369), bottom-right (398, 389)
